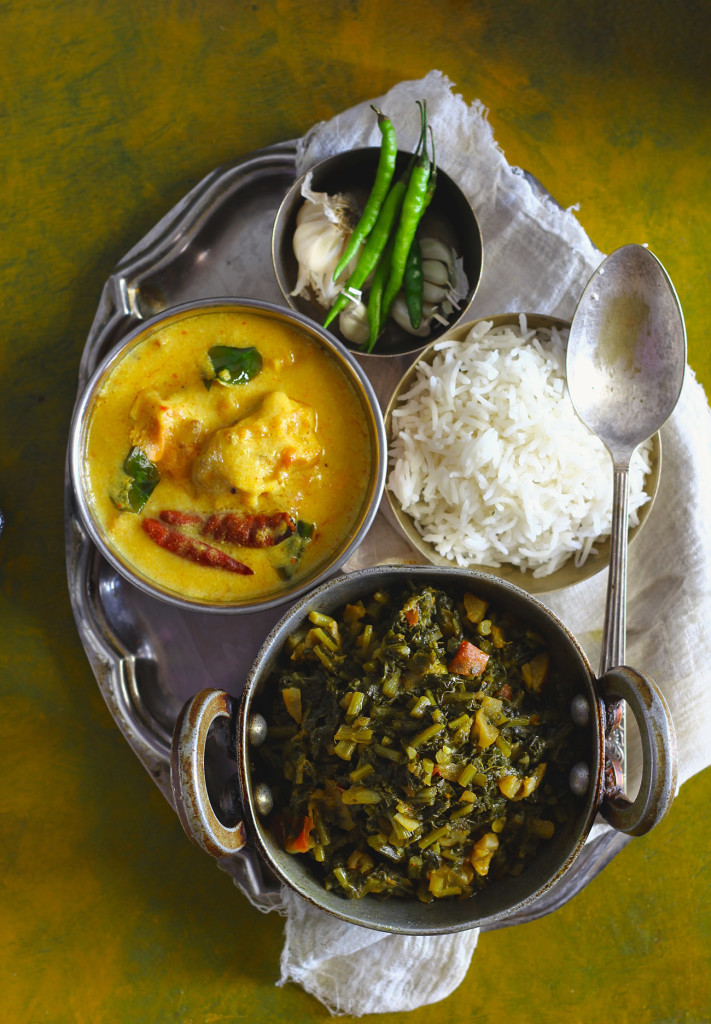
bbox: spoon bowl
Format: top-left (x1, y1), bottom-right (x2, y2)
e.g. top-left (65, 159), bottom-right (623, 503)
top-left (567, 244), bottom-right (686, 466)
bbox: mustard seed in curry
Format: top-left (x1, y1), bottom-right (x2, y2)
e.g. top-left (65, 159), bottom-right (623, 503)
top-left (83, 309), bottom-right (374, 604)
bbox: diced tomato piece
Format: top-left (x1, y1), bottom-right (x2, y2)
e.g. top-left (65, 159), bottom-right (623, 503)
top-left (447, 640), bottom-right (489, 677)
top-left (404, 607), bottom-right (419, 626)
top-left (285, 814), bottom-right (315, 854)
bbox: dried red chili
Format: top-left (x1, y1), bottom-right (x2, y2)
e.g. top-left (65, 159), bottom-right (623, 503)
top-left (201, 511), bottom-right (296, 547)
top-left (142, 518), bottom-right (253, 574)
top-left (159, 510), bottom-right (203, 526)
top-left (159, 509), bottom-right (295, 547)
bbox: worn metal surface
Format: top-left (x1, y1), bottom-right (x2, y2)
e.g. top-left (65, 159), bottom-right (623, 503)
top-left (171, 689), bottom-right (248, 858)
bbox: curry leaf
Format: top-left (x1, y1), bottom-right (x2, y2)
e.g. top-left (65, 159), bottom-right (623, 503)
top-left (277, 520), bottom-right (315, 580)
top-left (205, 345), bottom-right (262, 386)
top-left (112, 447), bottom-right (161, 513)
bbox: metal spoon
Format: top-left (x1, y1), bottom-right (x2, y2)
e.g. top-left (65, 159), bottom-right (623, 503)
top-left (567, 243), bottom-right (686, 677)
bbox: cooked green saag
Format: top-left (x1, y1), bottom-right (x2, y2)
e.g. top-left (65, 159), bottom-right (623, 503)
top-left (257, 583), bottom-right (579, 901)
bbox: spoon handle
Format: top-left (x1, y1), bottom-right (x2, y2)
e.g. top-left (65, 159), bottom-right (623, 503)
top-left (599, 461), bottom-right (630, 675)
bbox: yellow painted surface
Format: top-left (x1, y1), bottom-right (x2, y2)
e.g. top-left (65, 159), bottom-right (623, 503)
top-left (1, 1), bottom-right (710, 1022)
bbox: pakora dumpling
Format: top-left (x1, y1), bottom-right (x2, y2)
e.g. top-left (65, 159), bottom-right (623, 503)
top-left (193, 390), bottom-right (321, 500)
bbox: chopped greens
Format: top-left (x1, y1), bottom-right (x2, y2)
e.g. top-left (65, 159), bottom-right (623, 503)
top-left (204, 345), bottom-right (262, 387)
top-left (111, 446), bottom-right (160, 513)
top-left (277, 520), bottom-right (316, 580)
top-left (257, 583), bottom-right (581, 902)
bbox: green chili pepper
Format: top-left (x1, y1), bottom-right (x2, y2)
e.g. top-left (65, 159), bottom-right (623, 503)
top-left (407, 133), bottom-right (439, 332)
top-left (324, 106), bottom-right (427, 333)
top-left (421, 125), bottom-right (438, 212)
top-left (366, 233), bottom-right (395, 351)
top-left (403, 236), bottom-right (424, 329)
top-left (380, 102), bottom-right (433, 327)
top-left (332, 106), bottom-right (398, 284)
top-left (401, 139), bottom-right (437, 334)
top-left (323, 177), bottom-right (409, 330)
top-left (112, 447), bottom-right (160, 513)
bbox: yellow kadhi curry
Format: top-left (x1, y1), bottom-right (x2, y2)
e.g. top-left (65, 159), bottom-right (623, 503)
top-left (84, 309), bottom-right (373, 603)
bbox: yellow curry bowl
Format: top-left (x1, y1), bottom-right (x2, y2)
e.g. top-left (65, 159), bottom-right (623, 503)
top-left (68, 298), bottom-right (387, 613)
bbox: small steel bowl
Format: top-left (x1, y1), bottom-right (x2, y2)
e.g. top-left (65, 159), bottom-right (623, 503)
top-left (170, 564), bottom-right (676, 934)
top-left (384, 313), bottom-right (661, 595)
top-left (68, 298), bottom-right (386, 614)
top-left (272, 147), bottom-right (483, 358)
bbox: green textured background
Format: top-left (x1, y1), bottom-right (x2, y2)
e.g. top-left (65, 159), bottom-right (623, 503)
top-left (2, 1), bottom-right (710, 1021)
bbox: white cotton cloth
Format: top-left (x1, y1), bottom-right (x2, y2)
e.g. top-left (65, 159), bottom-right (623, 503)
top-left (277, 887), bottom-right (479, 1016)
top-left (239, 71), bottom-right (711, 1016)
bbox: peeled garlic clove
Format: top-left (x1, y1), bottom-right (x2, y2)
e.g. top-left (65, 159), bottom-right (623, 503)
top-left (421, 258), bottom-right (451, 288)
top-left (338, 299), bottom-right (370, 345)
top-left (419, 238), bottom-right (455, 271)
top-left (423, 279), bottom-right (448, 304)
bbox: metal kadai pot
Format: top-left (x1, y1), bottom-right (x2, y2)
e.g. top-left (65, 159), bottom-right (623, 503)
top-left (170, 565), bottom-right (677, 934)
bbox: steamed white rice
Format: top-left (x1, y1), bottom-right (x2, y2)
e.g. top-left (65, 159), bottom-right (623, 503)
top-left (387, 315), bottom-right (653, 577)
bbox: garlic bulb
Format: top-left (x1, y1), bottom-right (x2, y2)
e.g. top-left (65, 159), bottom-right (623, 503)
top-left (290, 174), bottom-right (359, 309)
top-left (338, 298), bottom-right (370, 345)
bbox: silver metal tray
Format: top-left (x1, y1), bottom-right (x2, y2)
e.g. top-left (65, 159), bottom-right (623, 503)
top-left (64, 141), bottom-right (629, 928)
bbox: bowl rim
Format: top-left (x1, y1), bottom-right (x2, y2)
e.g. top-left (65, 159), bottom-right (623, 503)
top-left (271, 145), bottom-right (484, 359)
top-left (68, 296), bottom-right (388, 614)
top-left (383, 312), bottom-right (662, 596)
